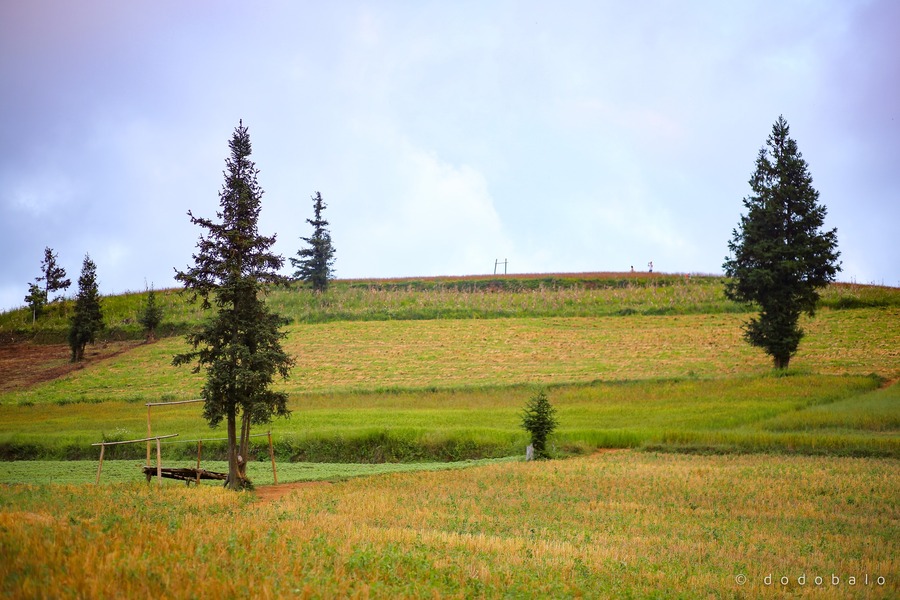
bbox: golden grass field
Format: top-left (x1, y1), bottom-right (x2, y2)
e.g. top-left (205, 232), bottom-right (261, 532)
top-left (1, 451), bottom-right (896, 598)
top-left (4, 308), bottom-right (898, 405)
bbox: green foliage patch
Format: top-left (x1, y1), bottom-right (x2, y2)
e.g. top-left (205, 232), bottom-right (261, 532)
top-left (0, 457), bottom-right (514, 486)
top-left (1, 374), bottom-right (894, 464)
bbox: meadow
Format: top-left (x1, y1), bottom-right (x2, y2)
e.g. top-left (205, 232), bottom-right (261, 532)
top-left (0, 274), bottom-right (898, 597)
top-left (0, 457), bottom-right (515, 486)
top-left (3, 304), bottom-right (898, 405)
top-left (1, 373), bottom-right (896, 465)
top-left (1, 452), bottom-right (896, 598)
top-left (1, 304), bottom-right (898, 462)
top-left (2, 273), bottom-right (897, 341)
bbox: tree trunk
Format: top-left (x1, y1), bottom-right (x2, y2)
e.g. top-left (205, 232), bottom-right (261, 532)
top-left (72, 344), bottom-right (85, 362)
top-left (238, 410), bottom-right (252, 482)
top-left (225, 408), bottom-right (243, 490)
top-left (774, 355), bottom-right (790, 370)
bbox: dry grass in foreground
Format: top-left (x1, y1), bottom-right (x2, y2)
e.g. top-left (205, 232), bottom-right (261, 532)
top-left (1, 451), bottom-right (896, 598)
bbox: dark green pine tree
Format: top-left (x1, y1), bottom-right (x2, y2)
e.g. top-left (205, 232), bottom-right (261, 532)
top-left (38, 247), bottom-right (71, 302)
top-left (138, 283), bottom-right (164, 341)
top-left (68, 254), bottom-right (104, 361)
top-left (174, 120), bottom-right (294, 490)
top-left (291, 191), bottom-right (336, 292)
top-left (724, 116), bottom-right (841, 369)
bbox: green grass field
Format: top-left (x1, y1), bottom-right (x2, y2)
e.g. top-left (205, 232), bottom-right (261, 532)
top-left (0, 457), bottom-right (516, 486)
top-left (1, 372), bottom-right (896, 464)
top-left (1, 277), bottom-right (898, 463)
top-left (1, 275), bottom-right (898, 597)
top-left (3, 308), bottom-right (898, 406)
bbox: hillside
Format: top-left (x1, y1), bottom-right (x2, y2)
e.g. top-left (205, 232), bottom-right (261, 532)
top-left (1, 273), bottom-right (898, 463)
top-left (2, 272), bottom-right (898, 343)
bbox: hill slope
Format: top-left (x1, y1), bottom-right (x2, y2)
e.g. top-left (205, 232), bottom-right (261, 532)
top-left (3, 273), bottom-right (898, 342)
top-left (1, 274), bottom-right (897, 462)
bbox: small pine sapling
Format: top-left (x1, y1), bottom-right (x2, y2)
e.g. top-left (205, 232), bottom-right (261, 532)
top-left (24, 281), bottom-right (48, 324)
top-left (138, 284), bottom-right (163, 341)
top-left (68, 254), bottom-right (104, 361)
top-left (521, 389), bottom-right (558, 459)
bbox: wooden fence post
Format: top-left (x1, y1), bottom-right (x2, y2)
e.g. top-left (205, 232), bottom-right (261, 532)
top-left (156, 438), bottom-right (162, 488)
top-left (146, 405), bottom-right (152, 467)
top-left (95, 444), bottom-right (106, 485)
top-left (268, 431), bottom-right (278, 484)
top-left (92, 434), bottom-right (178, 485)
top-left (196, 439), bottom-right (202, 485)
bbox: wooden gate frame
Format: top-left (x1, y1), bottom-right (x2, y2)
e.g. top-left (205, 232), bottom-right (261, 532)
top-left (145, 399), bottom-right (204, 466)
top-left (92, 434), bottom-right (179, 485)
top-left (94, 398), bottom-right (279, 486)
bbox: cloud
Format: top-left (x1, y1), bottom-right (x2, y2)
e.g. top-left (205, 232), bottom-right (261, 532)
top-left (1, 0), bottom-right (899, 313)
top-left (337, 133), bottom-right (514, 277)
top-left (7, 170), bottom-right (78, 218)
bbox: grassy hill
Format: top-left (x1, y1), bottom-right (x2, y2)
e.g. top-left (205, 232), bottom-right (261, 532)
top-left (2, 273), bottom-right (898, 597)
top-left (1, 273), bottom-right (898, 462)
top-left (2, 272), bottom-right (897, 342)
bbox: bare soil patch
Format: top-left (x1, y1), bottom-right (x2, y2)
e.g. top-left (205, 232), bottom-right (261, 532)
top-left (255, 481), bottom-right (332, 503)
top-left (0, 341), bottom-right (144, 393)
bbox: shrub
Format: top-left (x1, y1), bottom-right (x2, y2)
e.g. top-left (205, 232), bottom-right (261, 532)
top-left (521, 389), bottom-right (558, 459)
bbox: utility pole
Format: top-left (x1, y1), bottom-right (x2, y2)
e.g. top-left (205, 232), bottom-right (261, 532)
top-left (494, 259), bottom-right (508, 275)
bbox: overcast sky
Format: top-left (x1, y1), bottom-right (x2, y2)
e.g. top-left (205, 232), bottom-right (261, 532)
top-left (1, 1), bottom-right (898, 312)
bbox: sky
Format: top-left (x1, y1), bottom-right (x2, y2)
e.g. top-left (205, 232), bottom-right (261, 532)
top-left (1, 0), bottom-right (898, 312)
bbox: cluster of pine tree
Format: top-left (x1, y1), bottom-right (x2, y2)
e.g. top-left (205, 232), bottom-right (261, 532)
top-left (24, 247), bottom-right (70, 324)
top-left (25, 249), bottom-right (166, 360)
top-left (24, 247), bottom-right (105, 361)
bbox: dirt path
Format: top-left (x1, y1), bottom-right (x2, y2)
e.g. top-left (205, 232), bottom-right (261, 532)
top-left (0, 341), bottom-right (143, 393)
top-left (254, 481), bottom-right (332, 503)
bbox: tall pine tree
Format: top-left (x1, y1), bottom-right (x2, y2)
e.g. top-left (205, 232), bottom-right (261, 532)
top-left (38, 247), bottom-right (71, 302)
top-left (291, 191), bottom-right (336, 292)
top-left (724, 116), bottom-right (840, 369)
top-left (68, 254), bottom-right (104, 361)
top-left (174, 121), bottom-right (294, 490)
